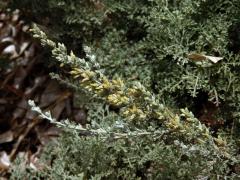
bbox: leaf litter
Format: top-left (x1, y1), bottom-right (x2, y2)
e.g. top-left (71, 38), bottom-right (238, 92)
top-left (0, 9), bottom-right (87, 176)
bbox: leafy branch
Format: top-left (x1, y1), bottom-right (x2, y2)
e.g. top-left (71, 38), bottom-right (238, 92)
top-left (30, 24), bottom-right (228, 152)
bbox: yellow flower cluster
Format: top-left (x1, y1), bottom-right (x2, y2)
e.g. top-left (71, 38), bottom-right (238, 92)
top-left (70, 64), bottom-right (214, 144)
top-left (165, 115), bottom-right (182, 130)
top-left (122, 104), bottom-right (147, 120)
top-left (70, 68), bottom-right (95, 81)
top-left (31, 24), bottom-right (228, 151)
top-left (107, 94), bottom-right (129, 106)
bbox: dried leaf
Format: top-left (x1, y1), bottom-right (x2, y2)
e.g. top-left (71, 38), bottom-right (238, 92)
top-left (50, 100), bottom-right (65, 120)
top-left (205, 55), bottom-right (223, 63)
top-left (2, 44), bottom-right (16, 54)
top-left (40, 81), bottom-right (62, 107)
top-left (0, 151), bottom-right (10, 171)
top-left (0, 130), bottom-right (13, 144)
top-left (19, 41), bottom-right (30, 55)
top-left (188, 53), bottom-right (223, 63)
top-left (187, 53), bottom-right (207, 61)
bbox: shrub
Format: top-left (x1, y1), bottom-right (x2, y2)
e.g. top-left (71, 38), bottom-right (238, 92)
top-left (5, 0), bottom-right (240, 179)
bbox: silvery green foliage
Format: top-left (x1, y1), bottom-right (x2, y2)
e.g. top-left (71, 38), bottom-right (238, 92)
top-left (10, 101), bottom-right (235, 179)
top-left (10, 100), bottom-right (238, 179)
top-left (12, 0), bottom-right (240, 118)
top-left (28, 100), bottom-right (168, 140)
top-left (7, 0), bottom-right (240, 178)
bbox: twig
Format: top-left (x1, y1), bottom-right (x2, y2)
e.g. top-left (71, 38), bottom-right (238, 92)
top-left (9, 117), bottom-right (40, 161)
